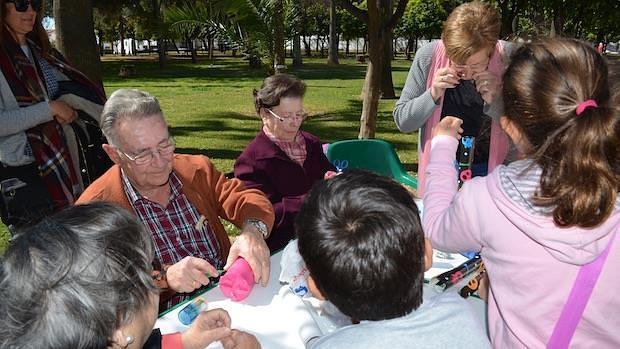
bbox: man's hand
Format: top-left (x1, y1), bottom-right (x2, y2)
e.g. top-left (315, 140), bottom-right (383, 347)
top-left (225, 226), bottom-right (270, 287)
top-left (221, 330), bottom-right (261, 349)
top-left (473, 71), bottom-right (500, 105)
top-left (182, 309), bottom-right (232, 349)
top-left (166, 256), bottom-right (218, 293)
top-left (432, 116), bottom-right (463, 140)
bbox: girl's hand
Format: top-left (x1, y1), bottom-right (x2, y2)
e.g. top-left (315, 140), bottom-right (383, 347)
top-left (433, 116), bottom-right (463, 140)
top-left (431, 67), bottom-right (460, 102)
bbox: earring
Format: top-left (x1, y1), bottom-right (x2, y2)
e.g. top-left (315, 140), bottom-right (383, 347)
top-left (125, 335), bottom-right (134, 347)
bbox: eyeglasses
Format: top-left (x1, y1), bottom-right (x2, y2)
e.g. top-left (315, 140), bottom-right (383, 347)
top-left (451, 57), bottom-right (490, 74)
top-left (7, 0), bottom-right (41, 12)
top-left (266, 108), bottom-right (307, 122)
top-left (115, 137), bottom-right (176, 165)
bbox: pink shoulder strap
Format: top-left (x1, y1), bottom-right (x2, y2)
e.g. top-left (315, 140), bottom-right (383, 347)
top-left (547, 234), bottom-right (616, 348)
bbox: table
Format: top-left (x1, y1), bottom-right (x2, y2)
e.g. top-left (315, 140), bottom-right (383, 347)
top-left (155, 252), bottom-right (323, 348)
top-left (155, 248), bottom-right (487, 349)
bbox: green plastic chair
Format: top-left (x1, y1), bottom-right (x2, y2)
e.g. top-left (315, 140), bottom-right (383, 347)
top-left (326, 139), bottom-right (418, 189)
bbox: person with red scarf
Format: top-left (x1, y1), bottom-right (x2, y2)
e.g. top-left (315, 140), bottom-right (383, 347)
top-left (0, 0), bottom-right (108, 230)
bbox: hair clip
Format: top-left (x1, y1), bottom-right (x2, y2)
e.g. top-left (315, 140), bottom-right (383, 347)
top-left (576, 99), bottom-right (598, 116)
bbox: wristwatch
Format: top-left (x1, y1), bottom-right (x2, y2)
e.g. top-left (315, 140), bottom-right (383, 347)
top-left (246, 219), bottom-right (269, 239)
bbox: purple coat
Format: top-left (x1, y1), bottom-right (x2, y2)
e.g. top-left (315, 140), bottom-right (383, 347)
top-left (234, 130), bottom-right (334, 251)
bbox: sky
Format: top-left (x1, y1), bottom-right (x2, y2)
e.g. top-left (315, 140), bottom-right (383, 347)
top-left (42, 17), bottom-right (55, 30)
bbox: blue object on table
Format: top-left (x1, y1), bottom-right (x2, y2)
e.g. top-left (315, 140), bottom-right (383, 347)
top-left (178, 298), bottom-right (206, 325)
top-left (461, 251), bottom-right (478, 259)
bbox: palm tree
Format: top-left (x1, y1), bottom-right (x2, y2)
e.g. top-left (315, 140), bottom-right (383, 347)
top-left (166, 0), bottom-right (285, 72)
top-left (166, 3), bottom-right (217, 63)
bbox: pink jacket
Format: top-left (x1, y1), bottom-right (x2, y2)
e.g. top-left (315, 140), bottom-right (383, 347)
top-left (423, 136), bottom-right (620, 348)
top-left (417, 41), bottom-right (510, 196)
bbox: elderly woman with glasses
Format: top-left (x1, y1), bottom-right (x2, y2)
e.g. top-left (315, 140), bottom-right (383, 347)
top-left (0, 0), bottom-right (108, 229)
top-left (0, 203), bottom-right (260, 349)
top-left (393, 1), bottom-right (517, 195)
top-left (235, 74), bottom-right (334, 251)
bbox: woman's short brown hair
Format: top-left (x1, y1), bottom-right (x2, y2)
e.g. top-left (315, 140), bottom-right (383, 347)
top-left (441, 1), bottom-right (500, 63)
top-left (253, 74), bottom-right (306, 115)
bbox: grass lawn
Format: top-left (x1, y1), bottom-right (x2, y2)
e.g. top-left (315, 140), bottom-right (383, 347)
top-left (0, 54), bottom-right (418, 253)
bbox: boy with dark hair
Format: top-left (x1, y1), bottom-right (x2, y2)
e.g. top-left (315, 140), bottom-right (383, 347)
top-left (296, 170), bottom-right (489, 348)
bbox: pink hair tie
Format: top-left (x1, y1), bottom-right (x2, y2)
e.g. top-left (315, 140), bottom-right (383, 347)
top-left (576, 99), bottom-right (598, 116)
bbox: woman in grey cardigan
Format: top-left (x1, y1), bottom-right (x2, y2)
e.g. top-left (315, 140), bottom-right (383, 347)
top-left (393, 1), bottom-right (514, 195)
top-left (0, 0), bottom-right (106, 228)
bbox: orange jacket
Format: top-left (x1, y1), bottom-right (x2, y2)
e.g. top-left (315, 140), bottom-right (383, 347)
top-left (77, 154), bottom-right (275, 291)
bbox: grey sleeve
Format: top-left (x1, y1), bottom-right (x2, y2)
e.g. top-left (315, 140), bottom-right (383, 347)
top-left (393, 42), bottom-right (441, 133)
top-left (0, 70), bottom-right (54, 137)
top-left (0, 103), bottom-right (54, 137)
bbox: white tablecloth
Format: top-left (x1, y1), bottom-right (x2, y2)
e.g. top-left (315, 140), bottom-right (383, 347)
top-left (155, 248), bottom-right (487, 349)
top-left (155, 252), bottom-right (322, 348)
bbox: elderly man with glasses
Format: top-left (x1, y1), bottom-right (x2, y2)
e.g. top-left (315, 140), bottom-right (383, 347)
top-left (77, 89), bottom-right (274, 309)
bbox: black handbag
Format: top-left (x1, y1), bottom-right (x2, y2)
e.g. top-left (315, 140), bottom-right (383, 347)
top-left (70, 110), bottom-right (113, 187)
top-left (0, 164), bottom-right (53, 229)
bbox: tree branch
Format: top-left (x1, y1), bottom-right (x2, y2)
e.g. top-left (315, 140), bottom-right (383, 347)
top-left (338, 0), bottom-right (369, 23)
top-left (385, 0), bottom-right (409, 31)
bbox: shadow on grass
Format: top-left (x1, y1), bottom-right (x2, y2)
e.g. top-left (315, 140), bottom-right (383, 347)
top-left (176, 147), bottom-right (242, 160)
top-left (102, 58), bottom-right (393, 87)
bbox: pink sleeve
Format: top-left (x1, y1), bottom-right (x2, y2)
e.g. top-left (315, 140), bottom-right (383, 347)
top-left (422, 135), bottom-right (484, 253)
top-left (162, 333), bottom-right (184, 349)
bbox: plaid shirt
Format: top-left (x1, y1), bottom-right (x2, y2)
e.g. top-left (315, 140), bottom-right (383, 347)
top-left (122, 171), bottom-right (222, 307)
top-left (263, 127), bottom-right (307, 166)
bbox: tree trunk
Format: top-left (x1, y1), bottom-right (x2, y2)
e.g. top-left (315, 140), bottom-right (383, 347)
top-left (119, 19), bottom-right (126, 56)
top-left (379, 0), bottom-right (395, 99)
top-left (406, 36), bottom-right (413, 60)
top-left (328, 0), bottom-right (339, 65)
top-left (273, 0), bottom-right (286, 73)
top-left (53, 0), bottom-right (103, 89)
top-left (346, 40), bottom-right (350, 55)
top-left (208, 35), bottom-right (215, 60)
top-left (380, 36), bottom-right (396, 98)
top-left (152, 0), bottom-right (166, 69)
top-left (189, 38), bottom-right (197, 63)
top-left (498, 0), bottom-right (514, 38)
top-left (359, 3), bottom-right (383, 139)
top-left (293, 34), bottom-right (303, 67)
top-left (393, 37), bottom-right (397, 58)
top-left (97, 30), bottom-right (104, 56)
top-left (303, 36), bottom-right (312, 57)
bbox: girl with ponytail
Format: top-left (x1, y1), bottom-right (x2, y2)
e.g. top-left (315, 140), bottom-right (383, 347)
top-left (423, 38), bottom-right (620, 348)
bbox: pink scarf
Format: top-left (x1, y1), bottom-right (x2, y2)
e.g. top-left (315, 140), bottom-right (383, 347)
top-left (418, 40), bottom-right (510, 196)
